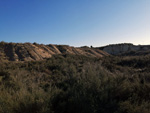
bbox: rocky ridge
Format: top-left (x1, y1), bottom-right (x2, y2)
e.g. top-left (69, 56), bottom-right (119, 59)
top-left (0, 42), bottom-right (109, 61)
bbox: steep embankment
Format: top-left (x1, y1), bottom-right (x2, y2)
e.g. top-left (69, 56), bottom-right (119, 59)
top-left (0, 42), bottom-right (109, 61)
top-left (99, 43), bottom-right (150, 55)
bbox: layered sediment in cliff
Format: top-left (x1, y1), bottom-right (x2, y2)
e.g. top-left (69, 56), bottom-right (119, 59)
top-left (99, 43), bottom-right (150, 55)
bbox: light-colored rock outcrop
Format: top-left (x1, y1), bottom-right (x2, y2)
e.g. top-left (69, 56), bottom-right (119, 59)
top-left (99, 43), bottom-right (150, 55)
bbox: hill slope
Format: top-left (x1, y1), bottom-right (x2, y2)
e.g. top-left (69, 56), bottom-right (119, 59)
top-left (0, 42), bottom-right (109, 61)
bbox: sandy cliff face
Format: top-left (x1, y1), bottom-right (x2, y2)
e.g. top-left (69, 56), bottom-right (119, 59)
top-left (99, 43), bottom-right (150, 55)
top-left (0, 42), bottom-right (109, 61)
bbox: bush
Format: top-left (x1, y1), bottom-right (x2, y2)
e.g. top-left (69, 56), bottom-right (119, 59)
top-left (0, 54), bottom-right (150, 113)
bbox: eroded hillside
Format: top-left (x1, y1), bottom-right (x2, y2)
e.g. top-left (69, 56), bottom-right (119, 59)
top-left (0, 42), bottom-right (109, 61)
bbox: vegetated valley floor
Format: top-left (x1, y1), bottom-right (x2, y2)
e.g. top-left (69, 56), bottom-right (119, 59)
top-left (0, 54), bottom-right (150, 113)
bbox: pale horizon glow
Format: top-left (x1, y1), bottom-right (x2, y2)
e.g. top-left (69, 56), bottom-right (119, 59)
top-left (0, 0), bottom-right (149, 47)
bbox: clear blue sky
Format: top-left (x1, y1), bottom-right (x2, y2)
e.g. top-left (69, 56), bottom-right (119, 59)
top-left (0, 0), bottom-right (149, 47)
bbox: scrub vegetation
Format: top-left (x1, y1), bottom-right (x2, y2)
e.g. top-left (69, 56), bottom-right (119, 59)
top-left (0, 54), bottom-right (150, 113)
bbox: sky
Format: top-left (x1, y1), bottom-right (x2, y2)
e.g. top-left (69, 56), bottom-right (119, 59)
top-left (0, 0), bottom-right (150, 47)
